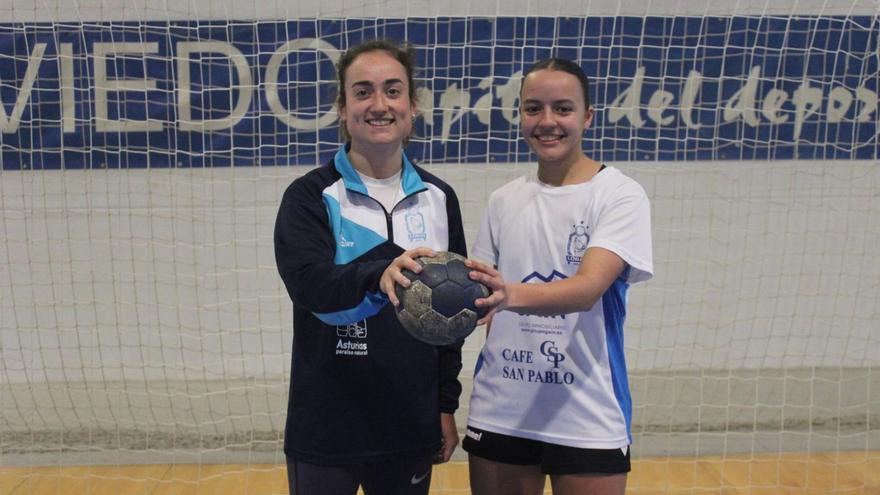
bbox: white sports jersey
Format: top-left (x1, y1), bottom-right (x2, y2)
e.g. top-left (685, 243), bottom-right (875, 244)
top-left (468, 166), bottom-right (653, 449)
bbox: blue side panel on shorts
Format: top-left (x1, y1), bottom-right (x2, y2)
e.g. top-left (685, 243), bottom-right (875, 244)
top-left (603, 272), bottom-right (633, 443)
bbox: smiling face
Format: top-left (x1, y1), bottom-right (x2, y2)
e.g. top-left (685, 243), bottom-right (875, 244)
top-left (339, 49), bottom-right (416, 153)
top-left (519, 68), bottom-right (594, 168)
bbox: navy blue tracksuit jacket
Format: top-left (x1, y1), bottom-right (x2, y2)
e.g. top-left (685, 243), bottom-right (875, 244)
top-left (274, 145), bottom-right (465, 465)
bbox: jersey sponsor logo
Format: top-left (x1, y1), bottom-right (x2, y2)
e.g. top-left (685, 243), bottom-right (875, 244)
top-left (336, 320), bottom-right (368, 356)
top-left (522, 270), bottom-right (568, 283)
top-left (336, 320), bottom-right (367, 338)
top-left (502, 348), bottom-right (533, 363)
top-left (465, 428), bottom-right (483, 441)
top-left (336, 340), bottom-right (367, 356)
top-left (566, 221), bottom-right (590, 264)
top-left (410, 471), bottom-right (430, 485)
top-left (540, 340), bottom-right (566, 368)
top-left (499, 344), bottom-right (575, 385)
top-left (517, 314), bottom-right (566, 333)
top-left (520, 272), bottom-right (569, 327)
top-left (338, 233), bottom-right (355, 248)
top-left (405, 209), bottom-right (427, 242)
top-left (501, 367), bottom-right (575, 385)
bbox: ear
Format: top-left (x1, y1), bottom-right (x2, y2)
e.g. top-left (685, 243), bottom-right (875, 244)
top-left (582, 106), bottom-right (595, 131)
top-left (337, 103), bottom-right (346, 124)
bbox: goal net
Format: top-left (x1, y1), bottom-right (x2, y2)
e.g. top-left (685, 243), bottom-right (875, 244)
top-left (1, 0), bottom-right (878, 491)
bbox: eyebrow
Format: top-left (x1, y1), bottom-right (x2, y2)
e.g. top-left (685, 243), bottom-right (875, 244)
top-left (351, 78), bottom-right (405, 87)
top-left (522, 98), bottom-right (576, 105)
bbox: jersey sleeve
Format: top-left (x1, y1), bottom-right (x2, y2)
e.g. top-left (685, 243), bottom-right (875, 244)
top-left (589, 180), bottom-right (654, 284)
top-left (471, 191), bottom-right (500, 266)
top-left (274, 178), bottom-right (392, 322)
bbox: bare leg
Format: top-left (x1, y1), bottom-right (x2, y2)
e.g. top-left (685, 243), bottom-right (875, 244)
top-left (468, 454), bottom-right (545, 495)
top-left (550, 473), bottom-right (627, 495)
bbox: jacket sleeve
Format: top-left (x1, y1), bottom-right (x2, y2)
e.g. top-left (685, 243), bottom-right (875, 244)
top-left (437, 184), bottom-right (466, 413)
top-left (274, 178), bottom-right (393, 322)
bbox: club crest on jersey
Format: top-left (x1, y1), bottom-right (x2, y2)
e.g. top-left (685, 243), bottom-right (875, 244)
top-left (565, 221), bottom-right (590, 264)
top-left (405, 209), bottom-right (427, 242)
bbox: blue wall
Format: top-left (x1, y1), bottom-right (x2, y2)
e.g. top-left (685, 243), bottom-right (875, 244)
top-left (0, 16), bottom-right (877, 169)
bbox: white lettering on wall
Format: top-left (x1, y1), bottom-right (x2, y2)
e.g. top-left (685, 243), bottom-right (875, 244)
top-left (608, 67), bottom-right (646, 128)
top-left (93, 42), bottom-right (163, 133)
top-left (793, 80), bottom-right (822, 139)
top-left (762, 89), bottom-right (789, 123)
top-left (606, 64), bottom-right (877, 140)
top-left (59, 43), bottom-right (75, 133)
top-left (0, 43), bottom-right (46, 133)
top-left (438, 82), bottom-right (470, 143)
top-left (855, 87), bottom-right (877, 122)
top-left (176, 41), bottom-right (253, 131)
top-left (724, 66), bottom-right (762, 127)
top-left (680, 70), bottom-right (702, 129)
top-left (0, 36), bottom-right (876, 147)
top-left (265, 38), bottom-right (340, 130)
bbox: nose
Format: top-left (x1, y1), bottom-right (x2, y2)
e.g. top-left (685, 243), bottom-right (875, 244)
top-left (537, 107), bottom-right (556, 128)
top-left (369, 92), bottom-right (389, 113)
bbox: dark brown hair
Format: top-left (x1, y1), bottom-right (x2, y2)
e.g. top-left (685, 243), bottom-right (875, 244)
top-left (521, 57), bottom-right (591, 109)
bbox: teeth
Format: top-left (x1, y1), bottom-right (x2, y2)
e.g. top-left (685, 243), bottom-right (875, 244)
top-left (368, 119), bottom-right (393, 125)
top-left (537, 135), bottom-right (562, 142)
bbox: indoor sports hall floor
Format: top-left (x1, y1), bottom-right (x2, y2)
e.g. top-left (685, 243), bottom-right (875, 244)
top-left (2, 451), bottom-right (879, 494)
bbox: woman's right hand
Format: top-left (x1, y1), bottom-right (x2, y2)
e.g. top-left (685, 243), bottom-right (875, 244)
top-left (380, 247), bottom-right (436, 307)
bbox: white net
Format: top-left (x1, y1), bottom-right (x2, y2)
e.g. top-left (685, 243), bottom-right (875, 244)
top-left (1, 0), bottom-right (878, 492)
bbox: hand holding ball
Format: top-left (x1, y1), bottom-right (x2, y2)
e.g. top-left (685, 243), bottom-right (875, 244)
top-left (394, 251), bottom-right (490, 345)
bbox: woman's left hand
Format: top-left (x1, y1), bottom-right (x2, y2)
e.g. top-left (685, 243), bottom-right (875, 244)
top-left (435, 412), bottom-right (459, 464)
top-left (465, 259), bottom-right (510, 325)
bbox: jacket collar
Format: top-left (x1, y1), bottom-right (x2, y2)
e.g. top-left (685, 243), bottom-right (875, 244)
top-left (333, 143), bottom-right (426, 197)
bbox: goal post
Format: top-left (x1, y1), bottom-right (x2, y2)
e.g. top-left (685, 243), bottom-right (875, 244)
top-left (1, 0), bottom-right (878, 490)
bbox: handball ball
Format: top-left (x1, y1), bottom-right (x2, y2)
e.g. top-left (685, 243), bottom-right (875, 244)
top-left (394, 251), bottom-right (490, 345)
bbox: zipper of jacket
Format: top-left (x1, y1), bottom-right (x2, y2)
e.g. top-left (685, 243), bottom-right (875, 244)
top-left (349, 187), bottom-right (427, 245)
top-left (384, 208), bottom-right (394, 243)
top-left (348, 190), bottom-right (397, 243)
top-left (384, 193), bottom-right (414, 244)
